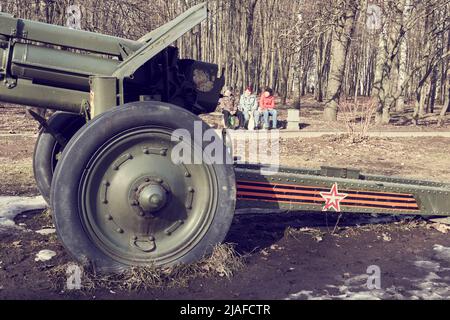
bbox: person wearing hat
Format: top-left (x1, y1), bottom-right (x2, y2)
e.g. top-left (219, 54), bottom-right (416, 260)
top-left (239, 86), bottom-right (259, 130)
top-left (220, 88), bottom-right (244, 129)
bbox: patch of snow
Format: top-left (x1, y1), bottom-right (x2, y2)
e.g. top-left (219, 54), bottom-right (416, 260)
top-left (285, 291), bottom-right (317, 300)
top-left (285, 287), bottom-right (388, 300)
top-left (0, 219), bottom-right (17, 228)
top-left (286, 274), bottom-right (395, 300)
top-left (345, 292), bottom-right (383, 300)
top-left (36, 228), bottom-right (56, 235)
top-left (408, 272), bottom-right (450, 300)
top-left (430, 223), bottom-right (450, 234)
top-left (414, 260), bottom-right (441, 272)
top-left (433, 245), bottom-right (450, 263)
top-left (286, 264), bottom-right (450, 300)
top-left (343, 274), bottom-right (368, 285)
top-left (35, 250), bottom-right (57, 262)
top-left (429, 217), bottom-right (450, 226)
top-left (0, 196), bottom-right (47, 229)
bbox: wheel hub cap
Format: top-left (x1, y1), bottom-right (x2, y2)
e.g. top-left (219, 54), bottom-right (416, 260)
top-left (137, 183), bottom-right (168, 214)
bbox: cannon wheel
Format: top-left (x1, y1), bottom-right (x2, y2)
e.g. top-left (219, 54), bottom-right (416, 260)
top-left (50, 102), bottom-right (236, 272)
top-left (33, 112), bottom-right (86, 203)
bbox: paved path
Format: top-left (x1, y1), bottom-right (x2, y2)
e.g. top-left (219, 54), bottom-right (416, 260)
top-left (2, 130), bottom-right (450, 139)
top-left (224, 130), bottom-right (450, 139)
top-left (0, 133), bottom-right (38, 138)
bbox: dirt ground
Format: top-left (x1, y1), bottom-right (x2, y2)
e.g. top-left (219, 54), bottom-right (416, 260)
top-left (1, 104), bottom-right (450, 300)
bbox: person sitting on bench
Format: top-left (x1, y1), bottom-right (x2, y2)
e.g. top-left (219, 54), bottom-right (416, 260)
top-left (239, 86), bottom-right (259, 130)
top-left (220, 88), bottom-right (244, 129)
top-left (259, 87), bottom-right (277, 130)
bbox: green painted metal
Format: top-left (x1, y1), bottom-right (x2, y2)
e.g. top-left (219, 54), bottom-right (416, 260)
top-left (113, 2), bottom-right (208, 80)
top-left (79, 126), bottom-right (219, 265)
top-left (89, 76), bottom-right (117, 117)
top-left (11, 43), bottom-right (119, 90)
top-left (235, 163), bottom-right (450, 216)
top-left (0, 78), bottom-right (87, 112)
top-left (0, 12), bottom-right (142, 56)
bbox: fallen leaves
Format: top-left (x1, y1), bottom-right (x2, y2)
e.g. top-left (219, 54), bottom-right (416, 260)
top-left (12, 240), bottom-right (22, 248)
top-left (270, 244), bottom-right (285, 251)
top-left (381, 233), bottom-right (392, 242)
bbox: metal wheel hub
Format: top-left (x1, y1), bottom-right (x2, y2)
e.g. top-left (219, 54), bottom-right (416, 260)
top-left (131, 178), bottom-right (170, 216)
top-left (79, 128), bottom-right (218, 265)
top-left (138, 183), bottom-right (167, 212)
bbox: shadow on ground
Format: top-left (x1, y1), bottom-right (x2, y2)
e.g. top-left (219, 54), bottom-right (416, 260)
top-left (227, 210), bottom-right (413, 254)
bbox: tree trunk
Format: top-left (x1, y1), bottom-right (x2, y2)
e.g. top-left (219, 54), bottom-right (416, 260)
top-left (373, 22), bottom-right (388, 124)
top-left (324, 1), bottom-right (358, 121)
top-left (396, 0), bottom-right (410, 112)
top-left (438, 68), bottom-right (450, 126)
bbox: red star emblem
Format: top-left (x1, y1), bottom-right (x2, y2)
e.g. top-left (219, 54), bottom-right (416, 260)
top-left (320, 183), bottom-right (348, 212)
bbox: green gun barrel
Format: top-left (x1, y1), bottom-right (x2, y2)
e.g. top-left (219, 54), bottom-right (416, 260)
top-left (10, 43), bottom-right (120, 91)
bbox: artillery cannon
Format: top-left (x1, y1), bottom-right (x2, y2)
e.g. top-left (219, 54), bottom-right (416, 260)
top-left (1, 3), bottom-right (450, 272)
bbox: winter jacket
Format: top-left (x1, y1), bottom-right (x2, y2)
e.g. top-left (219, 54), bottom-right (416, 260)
top-left (259, 95), bottom-right (275, 110)
top-left (239, 94), bottom-right (259, 113)
top-left (220, 95), bottom-right (237, 113)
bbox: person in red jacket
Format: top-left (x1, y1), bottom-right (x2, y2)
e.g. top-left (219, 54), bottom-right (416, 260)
top-left (259, 88), bottom-right (277, 129)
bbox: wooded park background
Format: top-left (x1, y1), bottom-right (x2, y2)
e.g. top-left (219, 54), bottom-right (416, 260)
top-left (0, 0), bottom-right (448, 123)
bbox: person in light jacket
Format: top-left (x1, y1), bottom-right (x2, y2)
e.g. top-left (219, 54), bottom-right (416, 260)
top-left (239, 87), bottom-right (259, 130)
top-left (259, 87), bottom-right (277, 129)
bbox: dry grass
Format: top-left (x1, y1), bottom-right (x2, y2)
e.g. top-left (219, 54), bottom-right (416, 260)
top-left (333, 216), bottom-right (427, 238)
top-left (284, 216), bottom-right (429, 241)
top-left (49, 243), bottom-right (244, 293)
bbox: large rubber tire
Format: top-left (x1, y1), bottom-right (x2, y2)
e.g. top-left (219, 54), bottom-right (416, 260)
top-left (33, 112), bottom-right (86, 203)
top-left (50, 102), bottom-right (236, 272)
